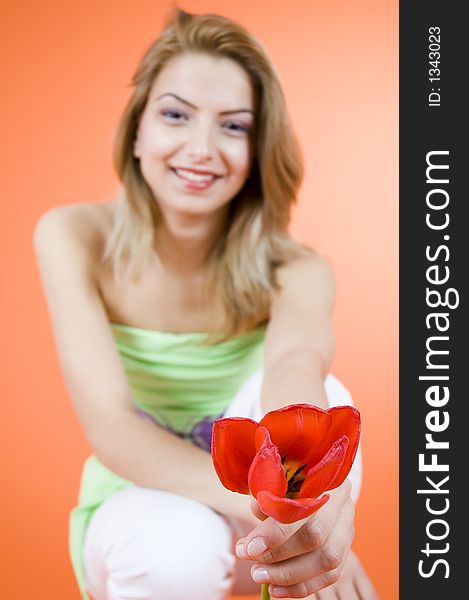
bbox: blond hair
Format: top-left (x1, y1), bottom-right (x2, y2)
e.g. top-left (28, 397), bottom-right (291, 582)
top-left (103, 8), bottom-right (312, 343)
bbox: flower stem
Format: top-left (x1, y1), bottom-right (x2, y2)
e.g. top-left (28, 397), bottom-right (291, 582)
top-left (261, 583), bottom-right (270, 600)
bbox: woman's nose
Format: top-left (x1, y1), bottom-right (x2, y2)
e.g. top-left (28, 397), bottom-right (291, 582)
top-left (185, 122), bottom-right (215, 163)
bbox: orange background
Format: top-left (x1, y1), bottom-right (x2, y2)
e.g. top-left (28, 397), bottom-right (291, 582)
top-left (0, 1), bottom-right (397, 598)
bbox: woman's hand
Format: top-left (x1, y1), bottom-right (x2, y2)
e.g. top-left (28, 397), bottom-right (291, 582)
top-left (304, 550), bottom-right (379, 600)
top-left (235, 480), bottom-right (377, 599)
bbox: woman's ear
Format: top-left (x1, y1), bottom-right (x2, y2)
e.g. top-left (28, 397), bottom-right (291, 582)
top-left (133, 134), bottom-right (141, 159)
top-left (133, 124), bottom-right (142, 158)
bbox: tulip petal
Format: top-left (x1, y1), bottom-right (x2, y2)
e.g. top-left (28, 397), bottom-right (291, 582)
top-left (299, 435), bottom-right (349, 499)
top-left (255, 425), bottom-right (270, 451)
top-left (248, 427), bottom-right (288, 498)
top-left (259, 404), bottom-right (332, 461)
top-left (305, 406), bottom-right (361, 489)
top-left (257, 490), bottom-right (330, 524)
top-left (211, 418), bottom-right (258, 494)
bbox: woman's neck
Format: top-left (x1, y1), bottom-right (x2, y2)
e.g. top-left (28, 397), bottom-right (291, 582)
top-left (153, 208), bottom-right (228, 274)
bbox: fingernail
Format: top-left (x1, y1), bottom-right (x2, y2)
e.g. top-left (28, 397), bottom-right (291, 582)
top-left (252, 567), bottom-right (270, 584)
top-left (235, 542), bottom-right (247, 559)
top-left (270, 587), bottom-right (290, 597)
top-left (247, 537), bottom-right (268, 556)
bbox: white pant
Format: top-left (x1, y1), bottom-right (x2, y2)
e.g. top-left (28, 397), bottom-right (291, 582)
top-left (83, 371), bottom-right (362, 600)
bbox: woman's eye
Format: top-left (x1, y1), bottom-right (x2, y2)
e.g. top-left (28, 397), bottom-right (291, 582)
top-left (161, 110), bottom-right (187, 121)
top-left (223, 121), bottom-right (249, 134)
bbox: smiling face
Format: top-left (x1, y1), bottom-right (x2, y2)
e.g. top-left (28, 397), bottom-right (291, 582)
top-left (133, 52), bottom-right (256, 221)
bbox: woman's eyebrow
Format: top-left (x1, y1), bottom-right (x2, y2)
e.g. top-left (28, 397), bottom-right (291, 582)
top-left (156, 93), bottom-right (254, 115)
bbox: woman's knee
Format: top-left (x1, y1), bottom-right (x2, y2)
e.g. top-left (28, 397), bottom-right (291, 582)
top-left (84, 487), bottom-right (235, 600)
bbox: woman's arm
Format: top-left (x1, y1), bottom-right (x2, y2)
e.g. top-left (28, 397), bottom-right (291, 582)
top-left (33, 206), bottom-right (252, 523)
top-left (240, 253), bottom-right (376, 598)
top-left (261, 252), bottom-right (335, 412)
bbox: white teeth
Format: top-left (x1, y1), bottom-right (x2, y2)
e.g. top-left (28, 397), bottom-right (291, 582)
top-left (174, 168), bottom-right (216, 182)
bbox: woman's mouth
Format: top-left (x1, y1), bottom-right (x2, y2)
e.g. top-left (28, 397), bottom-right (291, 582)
top-left (171, 167), bottom-right (221, 190)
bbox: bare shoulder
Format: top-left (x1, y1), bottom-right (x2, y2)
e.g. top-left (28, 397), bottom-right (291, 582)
top-left (274, 249), bottom-right (336, 305)
top-left (33, 201), bottom-right (115, 272)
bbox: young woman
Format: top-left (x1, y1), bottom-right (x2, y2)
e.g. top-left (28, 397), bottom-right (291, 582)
top-left (34, 9), bottom-right (378, 600)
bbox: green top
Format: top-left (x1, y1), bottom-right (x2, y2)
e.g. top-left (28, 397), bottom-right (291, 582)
top-left (69, 321), bottom-right (267, 600)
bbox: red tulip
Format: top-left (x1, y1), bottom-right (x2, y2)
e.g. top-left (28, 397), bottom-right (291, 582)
top-left (211, 404), bottom-right (360, 524)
